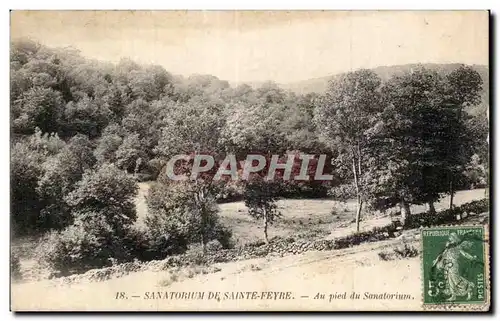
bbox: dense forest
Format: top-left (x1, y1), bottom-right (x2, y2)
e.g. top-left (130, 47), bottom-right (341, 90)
top-left (11, 39), bottom-right (489, 276)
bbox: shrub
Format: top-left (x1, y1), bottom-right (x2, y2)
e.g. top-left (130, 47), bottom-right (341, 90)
top-left (65, 164), bottom-right (138, 231)
top-left (145, 158), bottom-right (165, 181)
top-left (184, 246), bottom-right (208, 266)
top-left (460, 199), bottom-right (489, 214)
top-left (145, 181), bottom-right (230, 253)
top-left (378, 243), bottom-right (419, 261)
top-left (11, 140), bottom-right (45, 234)
top-left (377, 251), bottom-right (391, 261)
top-left (36, 164), bottom-right (140, 276)
top-left (11, 251), bottom-right (22, 281)
top-left (393, 243), bottom-right (419, 258)
top-left (405, 199), bottom-right (488, 228)
top-left (333, 222), bottom-right (398, 249)
top-left (245, 240), bottom-right (267, 248)
top-left (206, 239), bottom-right (223, 252)
top-left (207, 221), bottom-right (234, 249)
top-left (123, 226), bottom-right (188, 262)
top-left (36, 214), bottom-right (126, 276)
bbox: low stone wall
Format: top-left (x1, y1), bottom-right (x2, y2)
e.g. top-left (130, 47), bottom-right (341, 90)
top-left (47, 199), bottom-right (487, 286)
top-left (50, 224), bottom-right (399, 285)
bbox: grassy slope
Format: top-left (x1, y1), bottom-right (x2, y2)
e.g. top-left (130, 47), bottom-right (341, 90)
top-left (11, 206), bottom-right (488, 311)
top-left (136, 182), bottom-right (486, 245)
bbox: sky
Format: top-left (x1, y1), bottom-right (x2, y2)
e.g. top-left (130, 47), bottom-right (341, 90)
top-left (10, 11), bottom-right (489, 84)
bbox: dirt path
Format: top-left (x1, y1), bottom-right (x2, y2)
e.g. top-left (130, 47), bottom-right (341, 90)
top-left (11, 228), bottom-right (424, 311)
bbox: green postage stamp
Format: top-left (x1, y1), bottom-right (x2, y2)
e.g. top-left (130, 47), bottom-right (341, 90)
top-left (421, 225), bottom-right (489, 310)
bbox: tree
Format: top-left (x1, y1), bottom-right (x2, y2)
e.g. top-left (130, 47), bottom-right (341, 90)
top-left (145, 180), bottom-right (225, 253)
top-left (128, 65), bottom-right (173, 102)
top-left (220, 101), bottom-right (288, 158)
top-left (367, 68), bottom-right (447, 222)
top-left (155, 96), bottom-right (225, 157)
top-left (363, 67), bottom-right (478, 225)
top-left (94, 123), bottom-right (124, 164)
top-left (442, 66), bottom-right (483, 208)
top-left (11, 141), bottom-right (45, 234)
top-left (65, 163), bottom-right (138, 234)
top-left (12, 87), bottom-right (64, 134)
top-left (281, 92), bottom-right (325, 153)
top-left (153, 96), bottom-right (226, 252)
top-left (37, 134), bottom-right (96, 229)
top-left (39, 162), bottom-right (140, 275)
top-left (115, 133), bottom-right (147, 173)
top-left (11, 130), bottom-right (66, 234)
top-left (60, 95), bottom-right (112, 138)
top-left (220, 99), bottom-right (291, 241)
top-left (244, 176), bottom-right (282, 243)
top-left (314, 70), bottom-right (384, 232)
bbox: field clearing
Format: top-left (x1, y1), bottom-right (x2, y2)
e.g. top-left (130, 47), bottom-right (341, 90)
top-left (135, 182), bottom-right (487, 245)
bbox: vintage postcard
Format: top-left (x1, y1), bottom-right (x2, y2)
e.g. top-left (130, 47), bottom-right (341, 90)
top-left (10, 10), bottom-right (490, 311)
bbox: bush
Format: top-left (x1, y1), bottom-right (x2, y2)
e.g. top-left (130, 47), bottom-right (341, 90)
top-left (65, 164), bottom-right (138, 231)
top-left (378, 243), bottom-right (419, 261)
top-left (393, 243), bottom-right (419, 258)
top-left (123, 226), bottom-right (188, 262)
top-left (37, 215), bottom-right (120, 276)
top-left (377, 251), bottom-right (391, 261)
top-left (145, 181), bottom-right (232, 253)
top-left (144, 158), bottom-right (165, 181)
top-left (206, 239), bottom-right (223, 252)
top-left (11, 140), bottom-right (45, 234)
top-left (333, 222), bottom-right (398, 249)
top-left (460, 199), bottom-right (489, 214)
top-left (11, 251), bottom-right (22, 281)
top-left (184, 246), bottom-right (208, 266)
top-left (208, 221), bottom-right (234, 249)
top-left (406, 199), bottom-right (488, 228)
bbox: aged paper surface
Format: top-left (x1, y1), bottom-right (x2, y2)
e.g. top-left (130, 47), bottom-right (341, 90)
top-left (10, 10), bottom-right (490, 311)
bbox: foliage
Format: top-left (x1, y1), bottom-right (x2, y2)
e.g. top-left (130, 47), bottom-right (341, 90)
top-left (37, 213), bottom-right (130, 276)
top-left (37, 165), bottom-right (138, 275)
top-left (37, 134), bottom-right (96, 230)
top-left (333, 222), bottom-right (399, 249)
top-left (115, 133), bottom-right (147, 173)
top-left (10, 40), bottom-right (489, 277)
top-left (11, 130), bottom-right (66, 234)
top-left (11, 140), bottom-right (46, 234)
top-left (65, 164), bottom-right (138, 233)
top-left (11, 251), bottom-right (22, 281)
top-left (362, 66), bottom-right (482, 222)
top-left (145, 181), bottom-right (231, 256)
top-left (315, 69), bottom-right (384, 231)
top-left (393, 243), bottom-right (419, 258)
top-left (378, 243), bottom-right (419, 261)
top-left (405, 199), bottom-right (488, 228)
top-left (244, 177), bottom-right (283, 243)
top-left (94, 123), bottom-right (124, 164)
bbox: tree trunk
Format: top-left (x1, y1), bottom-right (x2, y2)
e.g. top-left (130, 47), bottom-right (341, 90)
top-left (197, 186), bottom-right (207, 254)
top-left (449, 179), bottom-right (454, 210)
top-left (400, 200), bottom-right (411, 227)
top-left (352, 157), bottom-right (362, 232)
top-left (263, 208), bottom-right (269, 244)
top-left (355, 200), bottom-right (363, 233)
top-left (428, 201), bottom-right (436, 214)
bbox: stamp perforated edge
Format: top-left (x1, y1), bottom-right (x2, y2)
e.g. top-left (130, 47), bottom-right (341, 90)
top-left (419, 224), bottom-right (491, 312)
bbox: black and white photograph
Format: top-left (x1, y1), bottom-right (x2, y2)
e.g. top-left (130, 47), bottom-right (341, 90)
top-left (8, 10), bottom-right (491, 311)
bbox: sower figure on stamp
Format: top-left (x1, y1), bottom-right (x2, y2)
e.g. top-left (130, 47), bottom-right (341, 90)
top-left (431, 233), bottom-right (478, 301)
